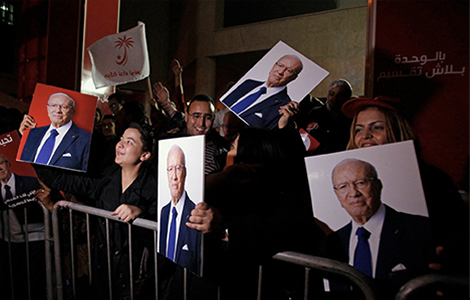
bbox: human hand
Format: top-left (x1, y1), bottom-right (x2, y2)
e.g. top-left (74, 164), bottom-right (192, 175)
top-left (111, 204), bottom-right (142, 223)
top-left (278, 101), bottom-right (299, 129)
top-left (152, 82), bottom-right (177, 115)
top-left (171, 59), bottom-right (183, 76)
top-left (19, 114), bottom-right (37, 135)
top-left (186, 202), bottom-right (223, 234)
top-left (152, 82), bottom-right (170, 105)
top-left (428, 246), bottom-right (445, 271)
top-left (35, 179), bottom-right (54, 211)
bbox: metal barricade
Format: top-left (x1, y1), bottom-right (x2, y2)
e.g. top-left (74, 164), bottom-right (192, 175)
top-left (51, 201), bottom-right (379, 300)
top-left (395, 273), bottom-right (469, 300)
top-left (0, 201), bottom-right (53, 300)
top-left (51, 200), bottom-right (159, 300)
top-left (265, 251), bottom-right (376, 300)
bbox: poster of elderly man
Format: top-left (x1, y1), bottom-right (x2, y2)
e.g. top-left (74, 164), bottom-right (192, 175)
top-left (305, 141), bottom-right (435, 299)
top-left (220, 41), bottom-right (329, 129)
top-left (17, 83), bottom-right (97, 172)
top-left (157, 135), bottom-right (205, 276)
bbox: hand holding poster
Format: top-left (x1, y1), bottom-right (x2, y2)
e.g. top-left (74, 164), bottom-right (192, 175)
top-left (87, 22), bottom-right (150, 89)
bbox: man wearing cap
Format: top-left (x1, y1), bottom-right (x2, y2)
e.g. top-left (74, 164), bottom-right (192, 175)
top-left (221, 55), bottom-right (303, 129)
top-left (326, 158), bottom-right (433, 299)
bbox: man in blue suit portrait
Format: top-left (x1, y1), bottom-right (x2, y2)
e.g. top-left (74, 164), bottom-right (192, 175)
top-left (159, 145), bottom-right (201, 274)
top-left (20, 93), bottom-right (91, 172)
top-left (222, 54), bottom-right (303, 129)
top-left (326, 158), bottom-right (433, 298)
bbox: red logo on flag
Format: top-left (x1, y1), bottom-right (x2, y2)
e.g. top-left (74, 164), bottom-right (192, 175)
top-left (114, 35), bottom-right (134, 66)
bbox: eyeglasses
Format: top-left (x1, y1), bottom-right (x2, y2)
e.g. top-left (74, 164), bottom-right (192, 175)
top-left (334, 178), bottom-right (376, 193)
top-left (47, 103), bottom-right (73, 111)
top-left (275, 62), bottom-right (298, 76)
top-left (167, 164), bottom-right (185, 173)
top-left (188, 112), bottom-right (214, 121)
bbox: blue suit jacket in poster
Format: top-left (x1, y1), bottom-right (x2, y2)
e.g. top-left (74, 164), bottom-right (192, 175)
top-left (222, 79), bottom-right (292, 129)
top-left (330, 205), bottom-right (433, 296)
top-left (20, 122), bottom-right (91, 172)
top-left (0, 174), bottom-right (43, 224)
top-left (159, 193), bottom-right (202, 275)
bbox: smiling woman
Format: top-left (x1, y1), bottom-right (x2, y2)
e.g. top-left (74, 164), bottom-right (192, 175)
top-left (341, 96), bottom-right (469, 277)
top-left (36, 121), bottom-right (157, 299)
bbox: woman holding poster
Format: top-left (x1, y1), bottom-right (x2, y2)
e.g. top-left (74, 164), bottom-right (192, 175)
top-left (342, 96), bottom-right (468, 280)
top-left (37, 122), bottom-right (156, 299)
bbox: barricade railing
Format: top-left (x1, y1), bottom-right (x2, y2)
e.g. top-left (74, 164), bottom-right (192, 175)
top-left (0, 201), bottom-right (53, 300)
top-left (51, 201), bottom-right (378, 300)
top-left (53, 201), bottom-right (465, 300)
top-left (395, 273), bottom-right (469, 300)
top-left (268, 251), bottom-right (376, 300)
top-left (51, 200), bottom-right (159, 300)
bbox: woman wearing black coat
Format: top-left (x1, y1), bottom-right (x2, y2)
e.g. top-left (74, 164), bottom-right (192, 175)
top-left (39, 122), bottom-right (157, 299)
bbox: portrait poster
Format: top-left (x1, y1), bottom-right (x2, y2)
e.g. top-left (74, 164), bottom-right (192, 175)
top-left (220, 40), bottom-right (329, 129)
top-left (157, 135), bottom-right (205, 276)
top-left (1, 131), bottom-right (41, 208)
top-left (16, 83), bottom-right (97, 172)
top-left (305, 141), bottom-right (428, 232)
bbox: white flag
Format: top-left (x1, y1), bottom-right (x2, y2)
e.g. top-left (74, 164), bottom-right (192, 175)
top-left (88, 22), bottom-right (150, 89)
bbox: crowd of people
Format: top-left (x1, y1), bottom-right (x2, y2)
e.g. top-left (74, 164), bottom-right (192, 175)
top-left (0, 57), bottom-right (468, 300)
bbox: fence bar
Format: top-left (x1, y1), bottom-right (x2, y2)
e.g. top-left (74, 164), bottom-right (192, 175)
top-left (52, 206), bottom-right (64, 300)
top-left (272, 251), bottom-right (376, 300)
top-left (304, 267), bottom-right (310, 300)
top-left (69, 208), bottom-right (76, 299)
top-left (184, 267), bottom-right (188, 300)
top-left (54, 201), bottom-right (158, 231)
top-left (128, 223), bottom-right (134, 300)
top-left (395, 274), bottom-right (470, 300)
top-left (23, 207), bottom-right (32, 300)
top-left (257, 265), bottom-right (263, 300)
top-left (106, 218), bottom-right (112, 300)
top-left (86, 213), bottom-right (92, 286)
top-left (4, 210), bottom-right (15, 299)
top-left (154, 230), bottom-right (158, 300)
top-left (40, 201), bottom-right (54, 300)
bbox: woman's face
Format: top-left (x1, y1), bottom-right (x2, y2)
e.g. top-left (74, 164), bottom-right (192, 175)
top-left (115, 128), bottom-right (148, 167)
top-left (354, 107), bottom-right (389, 148)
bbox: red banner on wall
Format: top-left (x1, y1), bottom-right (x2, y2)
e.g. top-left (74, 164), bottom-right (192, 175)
top-left (367, 0), bottom-right (469, 187)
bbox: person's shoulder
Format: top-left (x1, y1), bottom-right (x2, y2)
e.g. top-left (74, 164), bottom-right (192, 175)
top-left (27, 125), bottom-right (48, 135)
top-left (336, 221), bottom-right (352, 235)
top-left (70, 122), bottom-right (91, 137)
top-left (14, 173), bottom-right (40, 185)
top-left (235, 79), bottom-right (263, 90)
top-left (385, 205), bottom-right (429, 227)
top-left (185, 192), bottom-right (196, 206)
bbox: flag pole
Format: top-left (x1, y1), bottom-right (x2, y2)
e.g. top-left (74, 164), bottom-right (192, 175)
top-left (146, 77), bottom-right (153, 100)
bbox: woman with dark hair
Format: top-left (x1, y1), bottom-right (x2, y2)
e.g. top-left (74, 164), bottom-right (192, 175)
top-left (232, 126), bottom-right (284, 166)
top-left (188, 127), bottom-right (324, 300)
top-left (37, 122), bottom-right (157, 299)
